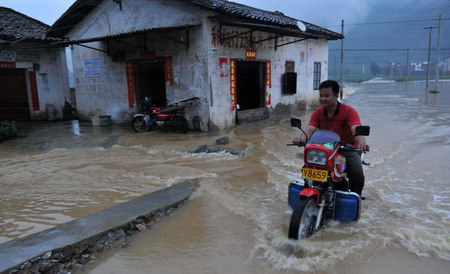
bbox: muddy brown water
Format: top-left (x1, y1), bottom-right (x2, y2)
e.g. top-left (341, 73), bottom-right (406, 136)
top-left (1, 81), bottom-right (450, 273)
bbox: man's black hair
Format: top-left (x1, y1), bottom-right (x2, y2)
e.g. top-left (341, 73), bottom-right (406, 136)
top-left (319, 80), bottom-right (340, 95)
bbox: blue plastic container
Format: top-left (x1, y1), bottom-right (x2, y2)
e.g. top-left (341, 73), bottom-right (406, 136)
top-left (288, 183), bottom-right (361, 222)
top-left (288, 181), bottom-right (305, 209)
top-left (333, 190), bottom-right (361, 222)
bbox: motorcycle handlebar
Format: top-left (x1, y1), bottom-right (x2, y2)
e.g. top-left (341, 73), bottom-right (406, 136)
top-left (287, 142), bottom-right (306, 147)
top-left (288, 143), bottom-right (370, 154)
top-left (287, 143), bottom-right (358, 149)
top-left (339, 144), bottom-right (370, 153)
top-left (339, 144), bottom-right (357, 151)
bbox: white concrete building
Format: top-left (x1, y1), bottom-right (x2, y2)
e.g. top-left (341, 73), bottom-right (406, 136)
top-left (0, 7), bottom-right (71, 121)
top-left (443, 56), bottom-right (450, 75)
top-left (48, 0), bottom-right (342, 131)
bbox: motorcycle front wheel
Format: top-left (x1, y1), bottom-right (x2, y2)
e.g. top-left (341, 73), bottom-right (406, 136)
top-left (288, 196), bottom-right (319, 239)
top-left (131, 116), bottom-right (151, 133)
top-left (170, 115), bottom-right (188, 134)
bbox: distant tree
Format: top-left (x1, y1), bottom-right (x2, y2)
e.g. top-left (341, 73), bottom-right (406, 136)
top-left (370, 63), bottom-right (381, 75)
top-left (382, 65), bottom-right (391, 76)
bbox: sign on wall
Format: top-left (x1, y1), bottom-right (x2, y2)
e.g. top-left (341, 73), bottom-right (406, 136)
top-left (29, 71), bottom-right (40, 111)
top-left (266, 60), bottom-right (272, 88)
top-left (0, 50), bottom-right (17, 62)
top-left (230, 58), bottom-right (237, 111)
top-left (126, 60), bottom-right (135, 109)
top-left (141, 51), bottom-right (155, 60)
top-left (84, 59), bottom-right (101, 76)
top-left (266, 60), bottom-right (271, 106)
top-left (16, 55), bottom-right (40, 63)
top-left (0, 62), bottom-right (15, 68)
top-left (219, 58), bottom-right (229, 77)
top-left (164, 56), bottom-right (173, 85)
top-left (39, 73), bottom-right (50, 93)
top-left (300, 51), bottom-right (305, 62)
top-left (246, 50), bottom-right (257, 59)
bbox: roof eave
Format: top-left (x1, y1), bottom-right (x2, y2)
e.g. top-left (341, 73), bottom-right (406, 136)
top-left (210, 16), bottom-right (343, 40)
top-left (47, 0), bottom-right (103, 38)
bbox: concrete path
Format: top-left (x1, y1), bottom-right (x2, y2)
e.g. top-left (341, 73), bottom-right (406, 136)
top-left (0, 180), bottom-right (198, 273)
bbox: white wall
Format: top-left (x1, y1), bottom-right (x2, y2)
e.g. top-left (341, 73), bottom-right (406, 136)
top-left (68, 0), bottom-right (213, 127)
top-left (205, 22), bottom-right (329, 129)
top-left (68, 0), bottom-right (205, 41)
top-left (444, 57), bottom-right (450, 73)
top-left (15, 48), bottom-right (71, 120)
top-left (68, 0), bottom-right (330, 129)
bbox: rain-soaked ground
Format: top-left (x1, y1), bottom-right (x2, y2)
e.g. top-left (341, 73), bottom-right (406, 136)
top-left (1, 81), bottom-right (450, 273)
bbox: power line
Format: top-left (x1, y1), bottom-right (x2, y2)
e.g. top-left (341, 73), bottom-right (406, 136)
top-left (325, 17), bottom-right (450, 28)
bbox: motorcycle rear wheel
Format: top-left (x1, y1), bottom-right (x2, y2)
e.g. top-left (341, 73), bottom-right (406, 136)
top-left (170, 115), bottom-right (188, 134)
top-left (288, 196), bottom-right (318, 239)
top-left (131, 116), bottom-right (151, 133)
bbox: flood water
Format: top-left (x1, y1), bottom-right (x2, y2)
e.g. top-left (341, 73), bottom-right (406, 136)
top-left (1, 81), bottom-right (450, 273)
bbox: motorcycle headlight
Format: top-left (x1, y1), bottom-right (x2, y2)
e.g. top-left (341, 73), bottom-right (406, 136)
top-left (306, 149), bottom-right (328, 165)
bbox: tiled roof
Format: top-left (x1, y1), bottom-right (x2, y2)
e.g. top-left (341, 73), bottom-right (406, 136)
top-left (190, 0), bottom-right (299, 26)
top-left (48, 0), bottom-right (342, 40)
top-left (47, 0), bottom-right (103, 38)
top-left (190, 0), bottom-right (342, 39)
top-left (0, 7), bottom-right (57, 43)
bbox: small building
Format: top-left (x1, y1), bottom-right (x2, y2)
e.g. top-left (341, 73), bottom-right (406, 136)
top-left (443, 56), bottom-right (450, 75)
top-left (0, 7), bottom-right (71, 121)
top-left (48, 0), bottom-right (342, 130)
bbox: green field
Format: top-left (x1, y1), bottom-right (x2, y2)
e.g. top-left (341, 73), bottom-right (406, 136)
top-left (333, 75), bottom-right (450, 83)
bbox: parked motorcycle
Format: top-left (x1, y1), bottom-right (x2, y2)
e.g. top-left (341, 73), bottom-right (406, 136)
top-left (287, 118), bottom-right (370, 239)
top-left (131, 97), bottom-right (198, 134)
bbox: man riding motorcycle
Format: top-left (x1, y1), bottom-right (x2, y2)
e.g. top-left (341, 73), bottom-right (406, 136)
top-left (293, 80), bottom-right (370, 195)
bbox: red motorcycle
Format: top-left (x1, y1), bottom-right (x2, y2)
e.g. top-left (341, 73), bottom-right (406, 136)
top-left (131, 97), bottom-right (198, 134)
top-left (287, 118), bottom-right (370, 239)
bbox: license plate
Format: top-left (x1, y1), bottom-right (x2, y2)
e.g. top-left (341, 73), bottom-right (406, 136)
top-left (302, 168), bottom-right (328, 181)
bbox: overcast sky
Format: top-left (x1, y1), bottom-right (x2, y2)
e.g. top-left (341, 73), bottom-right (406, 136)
top-left (0, 0), bottom-right (378, 32)
top-left (0, 0), bottom-right (446, 35)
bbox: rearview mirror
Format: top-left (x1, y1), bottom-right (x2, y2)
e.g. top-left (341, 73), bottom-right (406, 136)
top-left (290, 118), bottom-right (302, 129)
top-left (355, 126), bottom-right (370, 137)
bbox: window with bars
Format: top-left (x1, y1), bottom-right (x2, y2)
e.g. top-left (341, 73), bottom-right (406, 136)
top-left (313, 62), bottom-right (321, 90)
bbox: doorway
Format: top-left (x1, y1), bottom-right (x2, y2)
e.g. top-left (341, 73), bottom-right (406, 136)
top-left (134, 60), bottom-right (166, 109)
top-left (0, 69), bottom-right (30, 120)
top-left (236, 61), bottom-right (266, 111)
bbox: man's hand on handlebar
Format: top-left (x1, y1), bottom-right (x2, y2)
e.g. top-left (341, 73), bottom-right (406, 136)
top-left (356, 143), bottom-right (370, 153)
top-left (355, 135), bottom-right (370, 153)
top-left (292, 134), bottom-right (307, 144)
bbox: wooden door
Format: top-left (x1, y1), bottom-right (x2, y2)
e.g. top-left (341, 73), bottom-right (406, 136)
top-left (0, 69), bottom-right (30, 120)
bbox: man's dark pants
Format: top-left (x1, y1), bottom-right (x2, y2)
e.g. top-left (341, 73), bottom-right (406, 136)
top-left (340, 150), bottom-right (365, 195)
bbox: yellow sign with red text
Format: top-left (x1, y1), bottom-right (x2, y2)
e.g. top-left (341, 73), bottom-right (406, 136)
top-left (266, 60), bottom-right (271, 105)
top-left (230, 58), bottom-right (237, 110)
top-left (246, 50), bottom-right (257, 59)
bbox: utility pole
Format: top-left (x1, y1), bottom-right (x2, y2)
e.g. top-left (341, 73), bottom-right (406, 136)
top-left (406, 49), bottom-right (410, 82)
top-left (362, 64), bottom-right (365, 82)
top-left (435, 14), bottom-right (442, 91)
top-left (334, 55), bottom-right (337, 80)
top-left (340, 20), bottom-right (344, 99)
top-left (424, 26), bottom-right (437, 92)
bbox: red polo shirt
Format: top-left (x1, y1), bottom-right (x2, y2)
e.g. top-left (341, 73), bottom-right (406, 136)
top-left (309, 102), bottom-right (361, 146)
